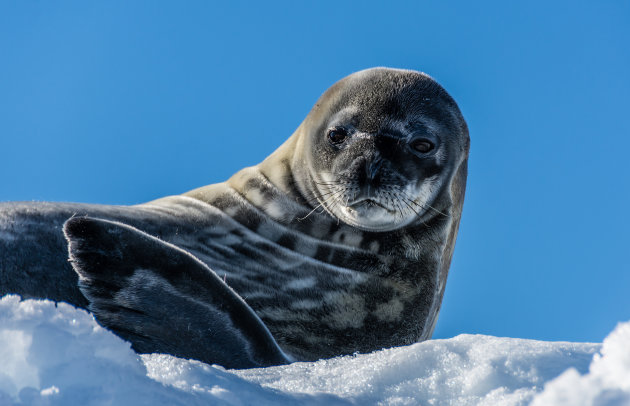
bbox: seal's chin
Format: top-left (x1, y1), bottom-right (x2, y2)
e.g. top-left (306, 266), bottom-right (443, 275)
top-left (333, 199), bottom-right (413, 232)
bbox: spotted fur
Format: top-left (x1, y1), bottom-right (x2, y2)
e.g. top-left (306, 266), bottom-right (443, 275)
top-left (0, 67), bottom-right (469, 366)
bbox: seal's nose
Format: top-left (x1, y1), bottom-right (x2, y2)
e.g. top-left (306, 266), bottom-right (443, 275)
top-left (357, 156), bottom-right (383, 198)
top-left (367, 157), bottom-right (383, 182)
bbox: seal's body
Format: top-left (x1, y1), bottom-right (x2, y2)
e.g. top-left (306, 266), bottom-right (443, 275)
top-left (0, 68), bottom-right (469, 368)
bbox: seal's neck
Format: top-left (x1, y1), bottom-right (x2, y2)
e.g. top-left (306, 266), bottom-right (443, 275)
top-left (257, 127), bottom-right (312, 206)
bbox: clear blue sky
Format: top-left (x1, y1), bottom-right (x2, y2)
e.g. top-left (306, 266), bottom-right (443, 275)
top-left (1, 1), bottom-right (628, 343)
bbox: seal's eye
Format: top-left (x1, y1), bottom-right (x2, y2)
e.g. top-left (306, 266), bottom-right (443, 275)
top-left (327, 128), bottom-right (348, 145)
top-left (410, 139), bottom-right (434, 154)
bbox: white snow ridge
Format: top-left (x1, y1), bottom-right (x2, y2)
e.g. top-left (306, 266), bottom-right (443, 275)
top-left (0, 294), bottom-right (628, 406)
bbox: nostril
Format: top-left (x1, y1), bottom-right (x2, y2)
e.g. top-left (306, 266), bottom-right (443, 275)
top-left (367, 158), bottom-right (383, 181)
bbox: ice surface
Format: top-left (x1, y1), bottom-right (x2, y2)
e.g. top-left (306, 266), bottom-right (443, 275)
top-left (0, 294), bottom-right (627, 406)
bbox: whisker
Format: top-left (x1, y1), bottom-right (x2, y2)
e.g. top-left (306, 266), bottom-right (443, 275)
top-left (310, 188), bottom-right (341, 199)
top-left (392, 195), bottom-right (406, 220)
top-left (400, 191), bottom-right (449, 218)
top-left (297, 188), bottom-right (345, 221)
top-left (400, 197), bottom-right (423, 218)
top-left (303, 184), bottom-right (342, 205)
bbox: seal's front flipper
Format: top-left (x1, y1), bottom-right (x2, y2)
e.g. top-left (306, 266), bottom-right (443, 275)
top-left (63, 216), bottom-right (291, 369)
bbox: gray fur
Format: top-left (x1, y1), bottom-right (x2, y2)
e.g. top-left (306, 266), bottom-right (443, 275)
top-left (64, 216), bottom-right (291, 369)
top-left (0, 67), bottom-right (469, 366)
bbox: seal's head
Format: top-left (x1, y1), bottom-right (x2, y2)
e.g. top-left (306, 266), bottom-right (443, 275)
top-left (291, 68), bottom-right (469, 232)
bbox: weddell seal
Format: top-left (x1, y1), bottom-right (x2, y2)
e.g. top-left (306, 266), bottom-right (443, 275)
top-left (0, 67), bottom-right (469, 369)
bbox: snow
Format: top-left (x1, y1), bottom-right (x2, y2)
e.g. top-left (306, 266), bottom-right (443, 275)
top-left (530, 321), bottom-right (630, 406)
top-left (0, 294), bottom-right (628, 406)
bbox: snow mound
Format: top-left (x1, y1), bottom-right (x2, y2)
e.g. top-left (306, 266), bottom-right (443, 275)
top-left (233, 334), bottom-right (597, 405)
top-left (531, 321), bottom-right (630, 406)
top-left (0, 295), bottom-right (627, 405)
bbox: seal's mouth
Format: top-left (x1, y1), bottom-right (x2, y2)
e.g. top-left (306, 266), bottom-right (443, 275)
top-left (347, 198), bottom-right (394, 213)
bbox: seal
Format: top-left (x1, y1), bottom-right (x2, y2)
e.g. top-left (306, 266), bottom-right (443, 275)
top-left (0, 67), bottom-right (469, 368)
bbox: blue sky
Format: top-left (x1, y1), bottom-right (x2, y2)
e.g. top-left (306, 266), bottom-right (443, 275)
top-left (1, 1), bottom-right (628, 343)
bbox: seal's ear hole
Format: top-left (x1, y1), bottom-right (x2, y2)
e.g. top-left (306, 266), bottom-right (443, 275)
top-left (327, 128), bottom-right (348, 145)
top-left (410, 139), bottom-right (435, 154)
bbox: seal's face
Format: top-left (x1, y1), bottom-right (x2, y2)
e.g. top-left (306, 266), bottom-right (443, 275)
top-left (301, 68), bottom-right (468, 232)
top-left (313, 111), bottom-right (450, 231)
